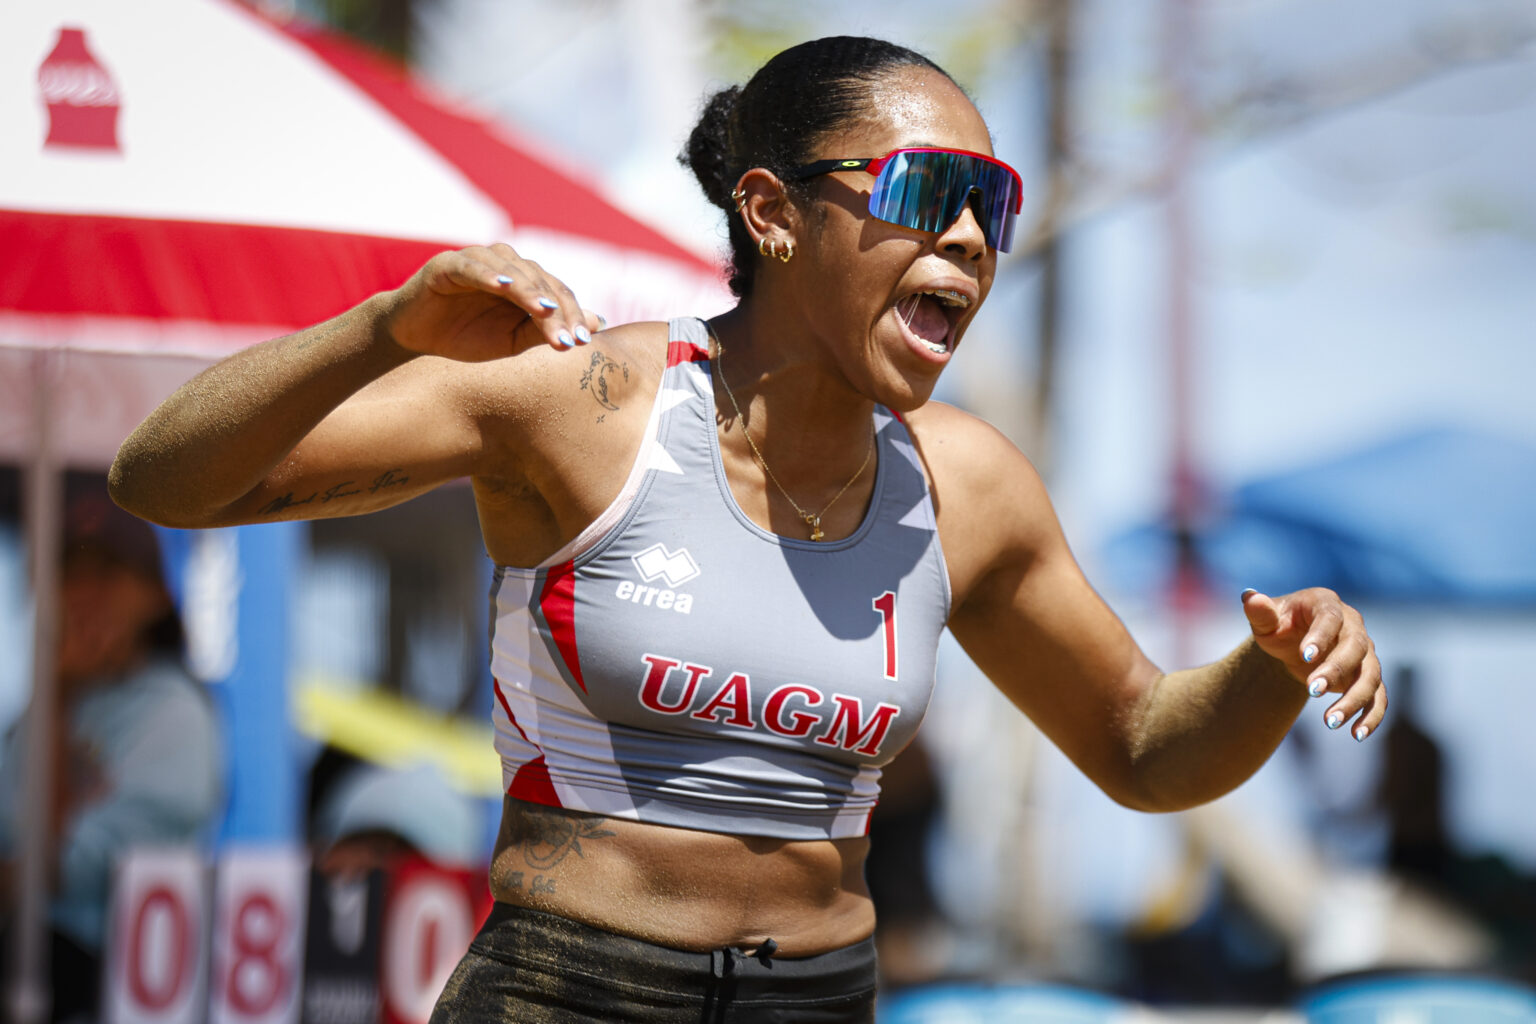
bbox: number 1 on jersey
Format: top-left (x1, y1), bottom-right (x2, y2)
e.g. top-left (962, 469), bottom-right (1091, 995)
top-left (873, 591), bottom-right (897, 680)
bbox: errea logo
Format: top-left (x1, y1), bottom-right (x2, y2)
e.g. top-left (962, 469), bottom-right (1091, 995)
top-left (617, 543), bottom-right (699, 614)
top-left (632, 543), bottom-right (700, 587)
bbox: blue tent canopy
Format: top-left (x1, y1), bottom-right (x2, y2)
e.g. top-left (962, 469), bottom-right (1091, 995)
top-left (1104, 427), bottom-right (1536, 604)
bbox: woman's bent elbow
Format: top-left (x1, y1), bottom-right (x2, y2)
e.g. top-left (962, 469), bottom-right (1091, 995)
top-left (107, 449), bottom-right (217, 529)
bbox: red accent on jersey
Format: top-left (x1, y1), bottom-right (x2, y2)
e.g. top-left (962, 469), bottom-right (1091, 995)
top-left (815, 696), bottom-right (902, 756)
top-left (508, 756), bottom-right (561, 806)
top-left (496, 680), bottom-right (561, 805)
top-left (665, 340), bottom-right (710, 367)
top-left (763, 685), bottom-right (824, 737)
top-left (690, 673), bottom-right (757, 728)
top-left (539, 561), bottom-right (586, 692)
top-left (492, 679), bottom-right (531, 743)
top-left (638, 655), bottom-right (711, 714)
top-left (874, 591), bottom-right (898, 681)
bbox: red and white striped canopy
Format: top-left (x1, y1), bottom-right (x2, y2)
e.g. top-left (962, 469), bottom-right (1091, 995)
top-left (0, 0), bottom-right (731, 464)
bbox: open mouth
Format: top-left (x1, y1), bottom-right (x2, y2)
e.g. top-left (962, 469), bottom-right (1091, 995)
top-left (894, 288), bottom-right (972, 356)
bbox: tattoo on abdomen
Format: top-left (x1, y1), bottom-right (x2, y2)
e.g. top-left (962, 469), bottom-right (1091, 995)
top-left (504, 805), bottom-right (617, 870)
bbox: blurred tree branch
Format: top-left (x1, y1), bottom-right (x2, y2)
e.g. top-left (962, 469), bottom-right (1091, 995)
top-left (1014, 3), bottom-right (1536, 260)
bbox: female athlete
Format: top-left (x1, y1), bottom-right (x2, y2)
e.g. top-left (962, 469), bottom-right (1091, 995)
top-left (110, 35), bottom-right (1385, 1023)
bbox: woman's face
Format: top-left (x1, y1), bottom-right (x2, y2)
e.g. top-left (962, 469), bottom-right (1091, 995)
top-left (791, 65), bottom-right (1002, 410)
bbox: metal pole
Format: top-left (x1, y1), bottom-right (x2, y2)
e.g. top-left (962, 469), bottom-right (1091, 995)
top-left (1005, 0), bottom-right (1078, 974)
top-left (1163, 0), bottom-right (1204, 668)
top-left (1032, 0), bottom-right (1076, 478)
top-left (7, 350), bottom-right (63, 1024)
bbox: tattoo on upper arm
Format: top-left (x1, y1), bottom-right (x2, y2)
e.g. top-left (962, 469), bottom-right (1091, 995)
top-left (256, 470), bottom-right (406, 517)
top-left (579, 351), bottom-right (628, 414)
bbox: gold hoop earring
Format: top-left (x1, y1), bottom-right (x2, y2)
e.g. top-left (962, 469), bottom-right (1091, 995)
top-left (731, 187), bottom-right (746, 212)
top-left (757, 238), bottom-right (794, 262)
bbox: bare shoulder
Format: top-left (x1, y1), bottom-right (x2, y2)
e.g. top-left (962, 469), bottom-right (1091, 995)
top-left (903, 401), bottom-right (1052, 527)
top-left (426, 320), bottom-right (669, 430)
top-left (903, 401), bottom-right (1063, 605)
top-left (460, 320), bottom-right (673, 565)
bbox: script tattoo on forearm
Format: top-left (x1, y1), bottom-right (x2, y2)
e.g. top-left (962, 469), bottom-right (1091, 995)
top-left (292, 319), bottom-right (343, 352)
top-left (258, 491), bottom-right (317, 516)
top-left (579, 350), bottom-right (628, 420)
top-left (256, 470), bottom-right (407, 517)
top-left (368, 468), bottom-right (410, 493)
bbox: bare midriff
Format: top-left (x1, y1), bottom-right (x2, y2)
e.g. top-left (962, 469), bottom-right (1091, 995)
top-left (486, 796), bottom-right (875, 956)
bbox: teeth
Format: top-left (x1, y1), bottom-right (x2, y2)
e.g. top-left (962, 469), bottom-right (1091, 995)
top-left (894, 293), bottom-right (956, 355)
top-left (923, 288), bottom-right (971, 309)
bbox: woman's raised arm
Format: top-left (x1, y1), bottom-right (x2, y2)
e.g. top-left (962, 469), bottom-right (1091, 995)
top-left (110, 245), bottom-right (602, 528)
top-left (915, 403), bottom-right (1386, 813)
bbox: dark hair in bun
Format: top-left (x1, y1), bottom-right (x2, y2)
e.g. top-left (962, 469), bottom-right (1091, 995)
top-left (681, 36), bottom-right (953, 298)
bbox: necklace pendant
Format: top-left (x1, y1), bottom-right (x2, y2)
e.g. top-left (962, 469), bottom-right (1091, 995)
top-left (807, 514), bottom-right (825, 542)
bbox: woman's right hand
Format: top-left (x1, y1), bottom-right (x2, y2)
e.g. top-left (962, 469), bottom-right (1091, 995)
top-left (382, 243), bottom-right (606, 362)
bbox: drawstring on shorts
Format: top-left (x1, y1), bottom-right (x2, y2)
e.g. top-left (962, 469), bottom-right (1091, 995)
top-left (709, 938), bottom-right (778, 980)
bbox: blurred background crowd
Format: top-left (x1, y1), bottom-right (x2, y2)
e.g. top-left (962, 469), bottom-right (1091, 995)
top-left (3, 0), bottom-right (1534, 1021)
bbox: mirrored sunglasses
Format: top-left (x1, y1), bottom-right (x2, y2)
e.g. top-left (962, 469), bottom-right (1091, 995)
top-left (791, 147), bottom-right (1023, 253)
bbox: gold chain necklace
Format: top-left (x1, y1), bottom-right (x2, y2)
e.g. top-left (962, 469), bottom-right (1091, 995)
top-left (711, 331), bottom-right (874, 542)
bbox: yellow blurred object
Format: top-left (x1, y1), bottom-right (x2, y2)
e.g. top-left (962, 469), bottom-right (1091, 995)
top-left (293, 676), bottom-right (501, 797)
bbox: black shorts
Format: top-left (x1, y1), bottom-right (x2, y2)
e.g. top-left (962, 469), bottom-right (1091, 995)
top-left (430, 902), bottom-right (878, 1023)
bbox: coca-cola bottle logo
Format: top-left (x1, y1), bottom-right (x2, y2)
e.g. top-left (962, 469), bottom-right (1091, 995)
top-left (39, 26), bottom-right (122, 152)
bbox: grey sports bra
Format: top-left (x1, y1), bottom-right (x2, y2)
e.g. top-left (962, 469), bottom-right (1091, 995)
top-left (488, 317), bottom-right (951, 839)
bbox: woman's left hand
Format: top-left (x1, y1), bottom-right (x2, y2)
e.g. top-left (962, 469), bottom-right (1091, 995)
top-left (1241, 588), bottom-right (1387, 741)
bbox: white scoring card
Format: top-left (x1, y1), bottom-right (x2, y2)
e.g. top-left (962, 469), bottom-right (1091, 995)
top-left (209, 846), bottom-right (310, 1024)
top-left (103, 847), bottom-right (211, 1024)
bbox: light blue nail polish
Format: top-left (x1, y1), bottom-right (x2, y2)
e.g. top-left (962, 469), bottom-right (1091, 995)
top-left (1326, 710), bottom-right (1344, 730)
top-left (1309, 678), bottom-right (1328, 698)
top-left (1303, 644), bottom-right (1318, 663)
top-left (575, 325), bottom-right (592, 344)
top-left (1354, 725), bottom-right (1369, 742)
top-left (596, 315), bottom-right (609, 330)
top-left (557, 331), bottom-right (574, 348)
top-left (538, 297), bottom-right (559, 310)
top-left (496, 274), bottom-right (514, 285)
top-left (1240, 588), bottom-right (1257, 600)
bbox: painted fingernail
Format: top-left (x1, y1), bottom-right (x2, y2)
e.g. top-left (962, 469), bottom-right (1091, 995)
top-left (496, 274), bottom-right (514, 285)
top-left (1309, 677), bottom-right (1328, 698)
top-left (538, 296), bottom-right (559, 310)
top-left (1303, 644), bottom-right (1319, 663)
top-left (596, 314), bottom-right (609, 330)
top-left (574, 325), bottom-right (592, 345)
top-left (557, 330), bottom-right (575, 348)
top-left (1354, 725), bottom-right (1369, 742)
top-left (1326, 710), bottom-right (1344, 730)
top-left (1240, 588), bottom-right (1257, 600)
